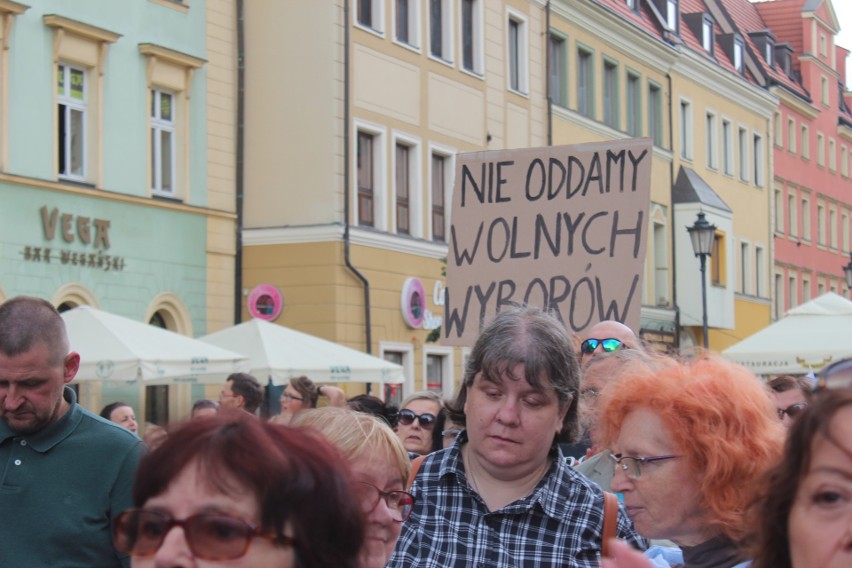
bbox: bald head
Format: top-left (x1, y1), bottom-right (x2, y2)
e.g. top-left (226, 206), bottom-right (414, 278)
top-left (580, 320), bottom-right (641, 365)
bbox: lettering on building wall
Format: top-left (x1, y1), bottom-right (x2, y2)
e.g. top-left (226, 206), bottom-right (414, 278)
top-left (19, 206), bottom-right (126, 271)
top-left (443, 139), bottom-right (653, 346)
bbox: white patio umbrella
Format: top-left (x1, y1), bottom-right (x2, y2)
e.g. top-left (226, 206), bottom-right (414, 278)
top-left (62, 305), bottom-right (250, 384)
top-left (721, 292), bottom-right (852, 376)
top-left (199, 318), bottom-right (404, 385)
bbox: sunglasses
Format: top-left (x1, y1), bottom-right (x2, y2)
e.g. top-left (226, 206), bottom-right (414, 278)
top-left (113, 509), bottom-right (294, 561)
top-left (281, 393), bottom-right (303, 402)
top-left (398, 409), bottom-right (436, 428)
top-left (580, 338), bottom-right (625, 354)
top-left (777, 402), bottom-right (808, 420)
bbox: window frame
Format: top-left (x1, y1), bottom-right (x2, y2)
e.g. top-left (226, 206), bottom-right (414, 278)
top-left (548, 32), bottom-right (568, 108)
top-left (354, 120), bottom-right (388, 230)
top-left (391, 131), bottom-right (422, 237)
top-left (428, 142), bottom-right (456, 243)
top-left (626, 70), bottom-right (642, 137)
top-left (459, 0), bottom-right (483, 75)
top-left (56, 63), bottom-right (88, 182)
top-left (679, 98), bottom-right (693, 160)
top-left (356, 0), bottom-right (385, 34)
top-left (506, 8), bottom-right (529, 95)
top-left (705, 110), bottom-right (718, 170)
top-left (577, 44), bottom-right (595, 119)
top-left (393, 0), bottom-right (421, 49)
top-left (648, 81), bottom-right (663, 147)
top-left (429, 0), bottom-right (454, 64)
top-left (602, 57), bottom-right (620, 129)
top-left (150, 88), bottom-right (177, 197)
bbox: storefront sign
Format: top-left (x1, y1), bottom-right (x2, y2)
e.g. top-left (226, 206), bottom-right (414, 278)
top-left (19, 206), bottom-right (126, 271)
top-left (247, 284), bottom-right (284, 320)
top-left (401, 278), bottom-right (443, 331)
top-left (443, 139), bottom-right (653, 346)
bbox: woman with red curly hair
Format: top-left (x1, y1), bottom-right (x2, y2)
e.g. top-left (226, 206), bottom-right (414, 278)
top-left (599, 354), bottom-right (784, 568)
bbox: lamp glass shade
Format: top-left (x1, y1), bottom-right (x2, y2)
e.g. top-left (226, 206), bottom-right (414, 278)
top-left (844, 254), bottom-right (852, 288)
top-left (687, 212), bottom-right (717, 257)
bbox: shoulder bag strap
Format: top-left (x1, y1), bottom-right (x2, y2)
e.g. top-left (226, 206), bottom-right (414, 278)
top-left (601, 491), bottom-right (619, 558)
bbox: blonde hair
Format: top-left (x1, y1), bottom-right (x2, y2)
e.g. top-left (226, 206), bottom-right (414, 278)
top-left (292, 407), bottom-right (411, 481)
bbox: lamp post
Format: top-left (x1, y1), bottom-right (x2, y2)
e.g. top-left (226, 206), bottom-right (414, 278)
top-left (843, 253), bottom-right (852, 295)
top-left (687, 212), bottom-right (717, 349)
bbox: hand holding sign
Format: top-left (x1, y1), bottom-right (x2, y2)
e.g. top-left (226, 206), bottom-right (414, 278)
top-left (443, 138), bottom-right (653, 346)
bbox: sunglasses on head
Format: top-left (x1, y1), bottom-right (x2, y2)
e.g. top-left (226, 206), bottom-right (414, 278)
top-left (777, 402), bottom-right (808, 420)
top-left (398, 409), bottom-right (436, 428)
top-left (580, 338), bottom-right (625, 354)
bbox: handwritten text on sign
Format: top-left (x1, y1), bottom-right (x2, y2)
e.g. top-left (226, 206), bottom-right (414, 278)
top-left (442, 139), bottom-right (653, 346)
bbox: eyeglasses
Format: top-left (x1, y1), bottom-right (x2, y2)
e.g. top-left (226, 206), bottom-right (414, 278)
top-left (281, 393), bottom-right (303, 402)
top-left (610, 453), bottom-right (680, 479)
top-left (113, 509), bottom-right (294, 560)
top-left (358, 482), bottom-right (415, 522)
top-left (777, 402), bottom-right (808, 420)
top-left (398, 409), bottom-right (436, 428)
top-left (580, 338), bottom-right (626, 354)
top-left (442, 428), bottom-right (463, 440)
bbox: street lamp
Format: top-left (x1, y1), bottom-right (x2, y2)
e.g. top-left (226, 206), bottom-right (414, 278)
top-left (843, 253), bottom-right (852, 292)
top-left (687, 212), bottom-right (717, 349)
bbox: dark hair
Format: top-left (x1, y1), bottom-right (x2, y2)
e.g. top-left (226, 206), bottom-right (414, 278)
top-left (100, 401), bottom-right (131, 421)
top-left (430, 406), bottom-right (451, 452)
top-left (447, 305), bottom-right (580, 443)
top-left (132, 413), bottom-right (364, 568)
top-left (0, 296), bottom-right (68, 365)
top-left (747, 388), bottom-right (852, 568)
top-left (290, 376), bottom-right (319, 408)
top-left (191, 399), bottom-right (219, 416)
top-left (346, 394), bottom-right (399, 428)
top-left (227, 372), bottom-right (264, 413)
top-left (766, 374), bottom-right (813, 400)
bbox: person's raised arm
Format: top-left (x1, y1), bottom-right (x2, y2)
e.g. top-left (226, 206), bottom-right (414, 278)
top-left (317, 385), bottom-right (347, 408)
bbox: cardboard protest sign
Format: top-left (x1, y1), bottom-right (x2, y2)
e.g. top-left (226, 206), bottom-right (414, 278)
top-left (443, 138), bottom-right (653, 346)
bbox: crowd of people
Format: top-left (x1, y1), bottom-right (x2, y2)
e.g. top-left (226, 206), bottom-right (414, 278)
top-left (1, 294), bottom-right (850, 567)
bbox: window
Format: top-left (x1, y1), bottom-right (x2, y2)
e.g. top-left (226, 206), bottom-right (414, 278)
top-left (358, 0), bottom-right (383, 32)
top-left (830, 208), bottom-right (837, 249)
top-left (139, 43), bottom-right (204, 201)
top-left (430, 0), bottom-right (453, 62)
top-left (801, 197), bottom-right (810, 241)
top-left (801, 125), bottom-right (810, 159)
top-left (357, 132), bottom-right (375, 227)
top-left (722, 119), bottom-right (733, 175)
top-left (753, 133), bottom-right (764, 187)
top-left (817, 202), bottom-right (826, 245)
top-left (817, 132), bottom-right (825, 166)
top-left (706, 111), bottom-right (717, 169)
top-left (787, 117), bottom-right (796, 153)
top-left (710, 232), bottom-right (725, 286)
top-left (577, 47), bottom-right (594, 118)
top-left (821, 76), bottom-right (829, 105)
top-left (773, 112), bottom-right (782, 148)
top-left (507, 11), bottom-right (528, 94)
top-left (395, 0), bottom-right (420, 47)
top-left (666, 0), bottom-right (678, 31)
top-left (802, 277), bottom-right (810, 303)
top-left (702, 17), bottom-right (713, 53)
top-left (395, 143), bottom-right (411, 235)
top-left (819, 34), bottom-right (827, 56)
top-left (461, 0), bottom-right (482, 73)
top-left (739, 241), bottom-right (750, 294)
top-left (774, 188), bottom-right (783, 234)
top-left (774, 273), bottom-right (783, 318)
top-left (788, 193), bottom-right (798, 238)
top-left (733, 37), bottom-right (744, 73)
top-left (755, 246), bottom-right (765, 297)
top-left (842, 212), bottom-right (849, 253)
top-left (548, 34), bottom-right (567, 107)
top-left (603, 59), bottom-right (619, 128)
top-left (57, 64), bottom-right (87, 181)
top-left (431, 154), bottom-right (446, 241)
top-left (818, 281), bottom-right (825, 296)
top-left (381, 345), bottom-right (414, 406)
top-left (650, 206), bottom-right (669, 306)
top-left (842, 146), bottom-right (848, 177)
top-left (738, 126), bottom-right (749, 181)
top-left (765, 42), bottom-right (773, 66)
top-left (150, 89), bottom-right (175, 196)
top-left (680, 99), bottom-right (693, 159)
top-left (648, 82), bottom-right (663, 147)
top-left (426, 354), bottom-right (444, 393)
top-left (626, 72), bottom-right (641, 136)
top-left (829, 138), bottom-right (836, 171)
top-left (46, 16), bottom-right (120, 186)
top-left (788, 275), bottom-right (796, 309)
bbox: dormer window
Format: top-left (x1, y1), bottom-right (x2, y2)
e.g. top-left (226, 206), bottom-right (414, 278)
top-left (666, 0), bottom-right (678, 31)
top-left (749, 30), bottom-right (776, 69)
top-left (774, 42), bottom-right (793, 76)
top-left (734, 37), bottom-right (743, 73)
top-left (626, 0), bottom-right (638, 11)
top-left (702, 17), bottom-right (713, 53)
top-left (765, 43), bottom-right (772, 66)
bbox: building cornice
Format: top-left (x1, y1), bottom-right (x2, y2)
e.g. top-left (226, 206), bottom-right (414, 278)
top-left (43, 14), bottom-right (120, 44)
top-left (673, 48), bottom-right (778, 118)
top-left (772, 85), bottom-right (820, 119)
top-left (243, 224), bottom-right (449, 259)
